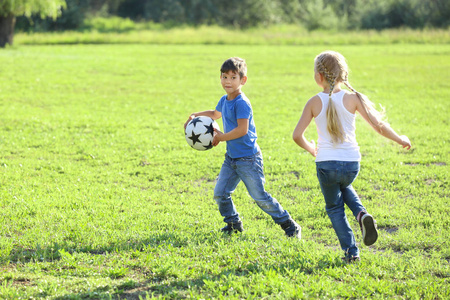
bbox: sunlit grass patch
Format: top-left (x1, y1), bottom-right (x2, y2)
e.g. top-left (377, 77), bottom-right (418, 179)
top-left (14, 25), bottom-right (450, 46)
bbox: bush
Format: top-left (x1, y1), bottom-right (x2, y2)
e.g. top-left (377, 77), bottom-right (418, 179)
top-left (81, 16), bottom-right (136, 32)
top-left (358, 0), bottom-right (450, 30)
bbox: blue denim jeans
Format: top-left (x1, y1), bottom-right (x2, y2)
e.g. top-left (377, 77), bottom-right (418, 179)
top-left (214, 152), bottom-right (291, 224)
top-left (316, 161), bottom-right (366, 258)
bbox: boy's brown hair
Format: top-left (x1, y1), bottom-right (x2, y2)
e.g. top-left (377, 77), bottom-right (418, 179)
top-left (220, 57), bottom-right (247, 78)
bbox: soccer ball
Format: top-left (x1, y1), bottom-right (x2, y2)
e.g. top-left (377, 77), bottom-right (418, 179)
top-left (185, 116), bottom-right (220, 151)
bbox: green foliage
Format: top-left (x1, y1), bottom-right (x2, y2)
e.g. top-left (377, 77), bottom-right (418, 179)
top-left (302, 0), bottom-right (344, 30)
top-left (0, 41), bottom-right (449, 298)
top-left (216, 0), bottom-right (283, 28)
top-left (11, 0), bottom-right (450, 32)
top-left (353, 0), bottom-right (450, 29)
top-left (15, 0), bottom-right (87, 32)
top-left (81, 16), bottom-right (136, 32)
top-left (0, 0), bottom-right (66, 19)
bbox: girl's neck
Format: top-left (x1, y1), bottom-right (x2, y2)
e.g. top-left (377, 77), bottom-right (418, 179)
top-left (322, 82), bottom-right (342, 94)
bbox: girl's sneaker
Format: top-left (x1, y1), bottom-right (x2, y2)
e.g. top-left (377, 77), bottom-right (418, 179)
top-left (359, 213), bottom-right (378, 246)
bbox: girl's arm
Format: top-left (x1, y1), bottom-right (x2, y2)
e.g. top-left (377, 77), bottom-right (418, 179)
top-left (355, 97), bottom-right (411, 150)
top-left (213, 118), bottom-right (248, 146)
top-left (184, 109), bottom-right (222, 129)
top-left (293, 98), bottom-right (318, 157)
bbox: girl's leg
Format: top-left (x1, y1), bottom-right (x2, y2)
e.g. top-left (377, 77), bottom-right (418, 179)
top-left (340, 162), bottom-right (366, 219)
top-left (341, 162), bottom-right (378, 246)
top-left (214, 154), bottom-right (241, 223)
top-left (236, 152), bottom-right (290, 224)
top-left (342, 185), bottom-right (366, 219)
top-left (316, 161), bottom-right (359, 258)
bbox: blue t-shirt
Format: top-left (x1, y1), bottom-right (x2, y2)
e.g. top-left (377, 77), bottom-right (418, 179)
top-left (215, 93), bottom-right (260, 158)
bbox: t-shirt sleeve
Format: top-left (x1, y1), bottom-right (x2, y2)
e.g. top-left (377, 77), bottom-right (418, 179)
top-left (215, 97), bottom-right (223, 113)
top-left (235, 100), bottom-right (252, 119)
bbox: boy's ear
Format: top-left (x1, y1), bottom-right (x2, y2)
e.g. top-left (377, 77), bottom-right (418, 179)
top-left (241, 76), bottom-right (248, 85)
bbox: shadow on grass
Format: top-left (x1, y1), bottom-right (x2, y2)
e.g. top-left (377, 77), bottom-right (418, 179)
top-left (5, 231), bottom-right (190, 264)
top-left (5, 230), bottom-right (345, 299)
top-left (52, 256), bottom-right (343, 300)
top-left (50, 236), bottom-right (343, 299)
top-left (112, 256), bottom-right (343, 299)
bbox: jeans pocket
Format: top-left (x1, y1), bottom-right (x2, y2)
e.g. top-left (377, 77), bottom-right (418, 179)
top-left (345, 170), bottom-right (359, 185)
top-left (317, 168), bottom-right (337, 186)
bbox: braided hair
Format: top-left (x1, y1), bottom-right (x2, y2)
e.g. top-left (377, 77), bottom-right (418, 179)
top-left (315, 51), bottom-right (386, 143)
top-left (343, 79), bottom-right (385, 133)
top-left (315, 51), bottom-right (348, 143)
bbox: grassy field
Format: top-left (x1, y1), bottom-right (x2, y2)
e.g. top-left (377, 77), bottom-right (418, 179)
top-left (0, 36), bottom-right (449, 298)
top-left (13, 25), bottom-right (450, 46)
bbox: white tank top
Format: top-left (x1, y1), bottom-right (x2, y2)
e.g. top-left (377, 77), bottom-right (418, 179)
top-left (315, 90), bottom-right (361, 162)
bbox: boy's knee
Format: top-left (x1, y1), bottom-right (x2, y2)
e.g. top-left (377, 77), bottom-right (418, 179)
top-left (213, 194), bottom-right (221, 204)
top-left (213, 192), bottom-right (229, 204)
top-left (255, 201), bottom-right (272, 210)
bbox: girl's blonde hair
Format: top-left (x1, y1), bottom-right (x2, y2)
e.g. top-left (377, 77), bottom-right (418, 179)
top-left (314, 51), bottom-right (385, 143)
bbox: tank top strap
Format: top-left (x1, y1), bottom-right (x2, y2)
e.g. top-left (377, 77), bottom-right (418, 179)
top-left (316, 90), bottom-right (346, 118)
top-left (334, 90), bottom-right (346, 108)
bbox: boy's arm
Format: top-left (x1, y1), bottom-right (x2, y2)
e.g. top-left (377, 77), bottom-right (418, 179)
top-left (184, 109), bottom-right (221, 129)
top-left (213, 118), bottom-right (248, 146)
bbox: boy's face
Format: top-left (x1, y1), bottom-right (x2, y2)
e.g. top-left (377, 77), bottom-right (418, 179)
top-left (220, 70), bottom-right (247, 97)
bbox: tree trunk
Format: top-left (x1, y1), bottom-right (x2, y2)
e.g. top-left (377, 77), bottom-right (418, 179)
top-left (0, 14), bottom-right (16, 48)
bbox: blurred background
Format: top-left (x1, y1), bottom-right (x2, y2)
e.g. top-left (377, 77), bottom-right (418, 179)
top-left (12, 0), bottom-right (450, 32)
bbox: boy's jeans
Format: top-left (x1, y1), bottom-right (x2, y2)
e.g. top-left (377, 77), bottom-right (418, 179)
top-left (214, 152), bottom-right (290, 224)
top-left (316, 161), bottom-right (366, 257)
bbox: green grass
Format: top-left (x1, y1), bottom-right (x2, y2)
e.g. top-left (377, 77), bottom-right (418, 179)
top-left (0, 41), bottom-right (449, 299)
top-left (13, 25), bottom-right (450, 46)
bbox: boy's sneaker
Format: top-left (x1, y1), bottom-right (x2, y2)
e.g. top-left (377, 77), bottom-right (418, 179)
top-left (220, 221), bottom-right (244, 234)
top-left (359, 212), bottom-right (378, 246)
top-left (279, 218), bottom-right (301, 239)
top-left (342, 256), bottom-right (360, 264)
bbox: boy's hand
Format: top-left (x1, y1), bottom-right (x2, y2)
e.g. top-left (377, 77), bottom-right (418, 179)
top-left (399, 135), bottom-right (412, 150)
top-left (213, 128), bottom-right (224, 146)
top-left (184, 114), bottom-right (195, 129)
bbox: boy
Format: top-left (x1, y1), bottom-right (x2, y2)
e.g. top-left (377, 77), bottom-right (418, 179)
top-left (184, 57), bottom-right (301, 238)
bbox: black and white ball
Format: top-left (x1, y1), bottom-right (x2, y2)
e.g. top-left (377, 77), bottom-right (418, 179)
top-left (185, 116), bottom-right (220, 151)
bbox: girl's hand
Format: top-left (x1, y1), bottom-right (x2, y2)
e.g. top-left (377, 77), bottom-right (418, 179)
top-left (310, 140), bottom-right (317, 157)
top-left (184, 114), bottom-right (195, 129)
top-left (213, 128), bottom-right (224, 146)
top-left (399, 135), bottom-right (412, 150)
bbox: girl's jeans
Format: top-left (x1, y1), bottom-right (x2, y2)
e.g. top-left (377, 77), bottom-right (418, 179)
top-left (214, 152), bottom-right (290, 224)
top-left (316, 161), bottom-right (365, 257)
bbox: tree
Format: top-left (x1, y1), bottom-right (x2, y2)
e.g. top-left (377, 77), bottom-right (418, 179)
top-left (0, 0), bottom-right (66, 47)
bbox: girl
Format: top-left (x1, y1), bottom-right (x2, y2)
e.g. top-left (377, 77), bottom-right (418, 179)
top-left (293, 51), bottom-right (411, 262)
